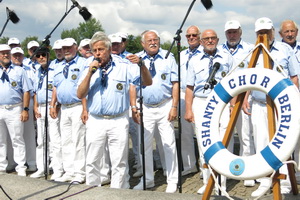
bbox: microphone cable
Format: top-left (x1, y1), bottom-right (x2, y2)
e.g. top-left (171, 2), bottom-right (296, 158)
top-left (0, 185), bottom-right (13, 200)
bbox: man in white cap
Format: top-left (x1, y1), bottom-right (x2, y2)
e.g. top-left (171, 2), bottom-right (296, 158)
top-left (0, 44), bottom-right (33, 176)
top-left (78, 38), bottom-right (92, 59)
top-left (50, 37), bottom-right (87, 183)
top-left (116, 32), bottom-right (131, 59)
top-left (108, 34), bottom-right (123, 55)
top-left (279, 19), bottom-right (300, 183)
top-left (7, 37), bottom-right (21, 49)
top-left (23, 40), bottom-right (40, 73)
top-left (243, 17), bottom-right (299, 197)
top-left (220, 20), bottom-right (255, 187)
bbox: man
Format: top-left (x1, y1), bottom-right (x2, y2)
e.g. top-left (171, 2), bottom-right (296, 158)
top-left (23, 40), bottom-right (40, 73)
top-left (185, 29), bottom-right (234, 194)
top-left (220, 20), bottom-right (255, 187)
top-left (178, 25), bottom-right (202, 176)
top-left (10, 47), bottom-right (37, 172)
top-left (117, 32), bottom-right (131, 59)
top-left (7, 37), bottom-right (21, 49)
top-left (108, 34), bottom-right (123, 55)
top-left (0, 44), bottom-right (32, 176)
top-left (130, 30), bottom-right (179, 193)
top-left (50, 37), bottom-right (87, 183)
top-left (77, 31), bottom-right (151, 188)
top-left (243, 17), bottom-right (299, 197)
top-left (279, 19), bottom-right (300, 184)
top-left (78, 38), bottom-right (92, 59)
top-left (30, 47), bottom-right (64, 180)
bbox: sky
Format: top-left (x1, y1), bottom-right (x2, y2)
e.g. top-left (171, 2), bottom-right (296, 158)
top-left (0, 0), bottom-right (300, 47)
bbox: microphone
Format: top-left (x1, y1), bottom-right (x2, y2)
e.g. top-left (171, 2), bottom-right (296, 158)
top-left (92, 58), bottom-right (101, 73)
top-left (70, 0), bottom-right (92, 21)
top-left (203, 62), bottom-right (220, 91)
top-left (201, 0), bottom-right (213, 10)
top-left (6, 7), bottom-right (20, 24)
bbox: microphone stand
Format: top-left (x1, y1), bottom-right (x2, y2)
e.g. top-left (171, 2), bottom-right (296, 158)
top-left (138, 67), bottom-right (146, 190)
top-left (30, 3), bottom-right (77, 180)
top-left (0, 18), bottom-right (10, 37)
top-left (165, 0), bottom-right (197, 193)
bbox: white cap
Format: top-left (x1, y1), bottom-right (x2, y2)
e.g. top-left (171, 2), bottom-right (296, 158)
top-left (62, 38), bottom-right (77, 47)
top-left (27, 41), bottom-right (39, 49)
top-left (255, 17), bottom-right (273, 32)
top-left (7, 37), bottom-right (20, 45)
top-left (11, 47), bottom-right (24, 55)
top-left (108, 34), bottom-right (122, 43)
top-left (116, 32), bottom-right (128, 40)
top-left (52, 39), bottom-right (63, 50)
top-left (79, 39), bottom-right (90, 49)
top-left (0, 44), bottom-right (11, 52)
top-left (224, 20), bottom-right (241, 32)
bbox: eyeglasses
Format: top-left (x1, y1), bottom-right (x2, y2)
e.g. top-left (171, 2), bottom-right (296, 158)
top-left (201, 36), bottom-right (218, 42)
top-left (186, 34), bottom-right (199, 38)
top-left (36, 53), bottom-right (46, 58)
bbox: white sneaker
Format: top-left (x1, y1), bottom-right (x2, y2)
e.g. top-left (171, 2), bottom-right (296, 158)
top-left (251, 185), bottom-right (269, 197)
top-left (55, 174), bottom-right (73, 182)
top-left (133, 170), bottom-right (143, 178)
top-left (244, 180), bottom-right (255, 187)
top-left (30, 170), bottom-right (44, 178)
top-left (101, 178), bottom-right (111, 185)
top-left (17, 170), bottom-right (26, 177)
top-left (133, 180), bottom-right (155, 190)
top-left (50, 172), bottom-right (63, 180)
top-left (197, 184), bottom-right (207, 194)
top-left (165, 183), bottom-right (177, 193)
top-left (71, 176), bottom-right (85, 184)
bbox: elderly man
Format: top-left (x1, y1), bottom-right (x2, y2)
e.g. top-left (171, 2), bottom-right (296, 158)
top-left (185, 29), bottom-right (234, 194)
top-left (129, 30), bottom-right (179, 193)
top-left (7, 37), bottom-right (21, 49)
top-left (30, 47), bottom-right (64, 180)
top-left (243, 17), bottom-right (299, 197)
top-left (179, 25), bottom-right (202, 176)
top-left (0, 44), bottom-right (32, 176)
top-left (23, 41), bottom-right (40, 73)
top-left (279, 19), bottom-right (300, 184)
top-left (220, 20), bottom-right (255, 187)
top-left (77, 31), bottom-right (151, 188)
top-left (78, 38), bottom-right (92, 59)
top-left (117, 32), bottom-right (131, 59)
top-left (50, 37), bottom-right (87, 183)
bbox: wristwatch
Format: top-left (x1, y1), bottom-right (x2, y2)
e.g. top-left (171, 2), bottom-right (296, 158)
top-left (23, 107), bottom-right (29, 111)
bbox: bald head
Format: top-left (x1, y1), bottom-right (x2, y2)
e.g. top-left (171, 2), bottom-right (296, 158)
top-left (200, 29), bottom-right (219, 55)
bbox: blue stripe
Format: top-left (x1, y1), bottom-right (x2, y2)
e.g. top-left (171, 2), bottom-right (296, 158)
top-left (214, 83), bottom-right (232, 103)
top-left (268, 78), bottom-right (293, 100)
top-left (261, 146), bottom-right (283, 171)
top-left (204, 141), bottom-right (225, 164)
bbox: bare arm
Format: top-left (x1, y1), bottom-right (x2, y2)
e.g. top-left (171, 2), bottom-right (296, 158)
top-left (21, 91), bottom-right (30, 122)
top-left (185, 85), bottom-right (195, 123)
top-left (168, 81), bottom-right (179, 122)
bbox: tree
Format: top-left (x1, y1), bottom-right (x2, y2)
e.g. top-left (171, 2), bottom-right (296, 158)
top-left (0, 37), bottom-right (9, 44)
top-left (61, 18), bottom-right (104, 43)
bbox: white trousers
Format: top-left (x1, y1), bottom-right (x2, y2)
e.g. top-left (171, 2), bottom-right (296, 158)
top-left (251, 100), bottom-right (291, 189)
top-left (193, 97), bottom-right (233, 190)
top-left (60, 104), bottom-right (86, 179)
top-left (85, 113), bottom-right (129, 189)
top-left (36, 105), bottom-right (63, 174)
top-left (180, 91), bottom-right (197, 172)
top-left (139, 99), bottom-right (178, 184)
top-left (0, 105), bottom-right (27, 173)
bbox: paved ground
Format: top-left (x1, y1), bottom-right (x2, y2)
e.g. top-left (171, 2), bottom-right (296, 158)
top-left (1, 130), bottom-right (300, 199)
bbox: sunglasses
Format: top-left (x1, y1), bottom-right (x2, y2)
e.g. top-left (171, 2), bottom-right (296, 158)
top-left (186, 34), bottom-right (199, 38)
top-left (36, 53), bottom-right (46, 58)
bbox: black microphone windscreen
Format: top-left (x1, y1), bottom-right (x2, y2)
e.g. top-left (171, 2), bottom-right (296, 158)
top-left (201, 0), bottom-right (213, 10)
top-left (79, 7), bottom-right (92, 21)
top-left (7, 8), bottom-right (20, 24)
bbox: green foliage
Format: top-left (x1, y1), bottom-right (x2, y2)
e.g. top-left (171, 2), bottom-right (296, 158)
top-left (126, 35), bottom-right (143, 54)
top-left (61, 18), bottom-right (104, 43)
top-left (0, 37), bottom-right (9, 44)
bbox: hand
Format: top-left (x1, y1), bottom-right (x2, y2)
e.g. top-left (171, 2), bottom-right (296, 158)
top-left (168, 107), bottom-right (177, 122)
top-left (81, 109), bottom-right (89, 124)
top-left (185, 109), bottom-right (195, 123)
top-left (50, 107), bottom-right (58, 119)
top-left (126, 54), bottom-right (140, 64)
top-left (242, 101), bottom-right (251, 115)
top-left (20, 110), bottom-right (29, 122)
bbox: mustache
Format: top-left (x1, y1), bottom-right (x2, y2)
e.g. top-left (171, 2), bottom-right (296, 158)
top-left (286, 36), bottom-right (295, 40)
top-left (149, 44), bottom-right (157, 48)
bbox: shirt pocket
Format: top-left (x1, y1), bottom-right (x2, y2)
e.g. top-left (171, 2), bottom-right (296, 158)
top-left (113, 79), bottom-right (126, 94)
top-left (70, 68), bottom-right (81, 83)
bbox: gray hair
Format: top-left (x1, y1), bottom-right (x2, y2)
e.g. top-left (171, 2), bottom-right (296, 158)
top-left (141, 30), bottom-right (160, 43)
top-left (90, 31), bottom-right (111, 50)
top-left (279, 20), bottom-right (299, 33)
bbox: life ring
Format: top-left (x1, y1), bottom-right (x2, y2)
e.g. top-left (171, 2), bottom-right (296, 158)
top-left (199, 68), bottom-right (300, 180)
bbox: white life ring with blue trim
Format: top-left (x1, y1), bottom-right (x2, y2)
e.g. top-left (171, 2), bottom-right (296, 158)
top-left (199, 68), bottom-right (300, 180)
